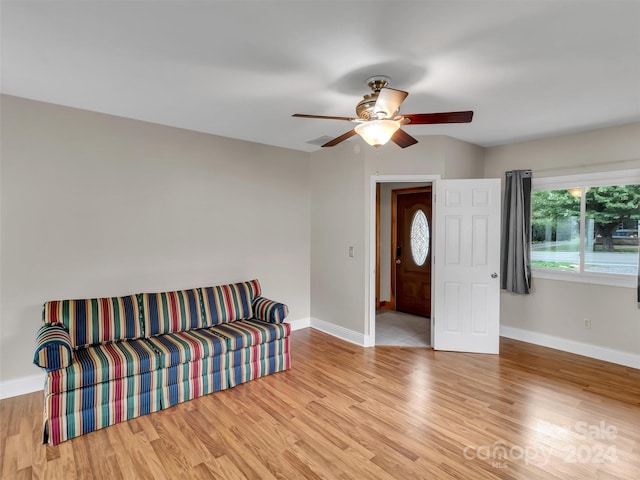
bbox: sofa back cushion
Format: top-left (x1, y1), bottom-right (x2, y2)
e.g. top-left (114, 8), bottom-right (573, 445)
top-left (140, 289), bottom-right (204, 337)
top-left (200, 279), bottom-right (261, 326)
top-left (42, 295), bottom-right (141, 349)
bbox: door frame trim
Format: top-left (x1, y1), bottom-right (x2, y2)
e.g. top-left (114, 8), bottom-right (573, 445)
top-left (367, 174), bottom-right (441, 347)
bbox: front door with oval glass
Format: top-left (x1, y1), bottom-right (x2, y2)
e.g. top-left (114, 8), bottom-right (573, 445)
top-left (394, 188), bottom-right (432, 317)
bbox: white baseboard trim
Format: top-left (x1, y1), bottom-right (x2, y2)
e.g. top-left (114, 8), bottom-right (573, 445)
top-left (310, 317), bottom-right (366, 347)
top-left (0, 373), bottom-right (45, 400)
top-left (288, 317), bottom-right (311, 331)
top-left (500, 325), bottom-right (640, 369)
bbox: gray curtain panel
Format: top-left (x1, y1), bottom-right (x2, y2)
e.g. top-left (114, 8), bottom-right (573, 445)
top-left (501, 170), bottom-right (532, 294)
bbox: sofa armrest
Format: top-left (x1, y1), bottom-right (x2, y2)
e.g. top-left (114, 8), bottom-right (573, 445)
top-left (252, 296), bottom-right (289, 324)
top-left (33, 324), bottom-right (73, 371)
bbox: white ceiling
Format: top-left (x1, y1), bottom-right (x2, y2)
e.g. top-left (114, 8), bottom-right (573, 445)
top-left (2, 1), bottom-right (640, 153)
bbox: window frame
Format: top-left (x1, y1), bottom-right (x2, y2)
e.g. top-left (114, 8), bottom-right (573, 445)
top-left (531, 169), bottom-right (640, 288)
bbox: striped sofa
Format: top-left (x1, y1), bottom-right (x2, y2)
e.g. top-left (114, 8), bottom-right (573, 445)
top-left (33, 279), bottom-right (290, 445)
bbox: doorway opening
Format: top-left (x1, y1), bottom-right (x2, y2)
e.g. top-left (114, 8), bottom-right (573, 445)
top-left (372, 177), bottom-right (439, 347)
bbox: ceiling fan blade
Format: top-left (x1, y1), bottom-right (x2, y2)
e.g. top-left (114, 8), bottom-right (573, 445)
top-left (322, 129), bottom-right (357, 147)
top-left (391, 129), bottom-right (418, 148)
top-left (402, 111), bottom-right (474, 124)
top-left (373, 87), bottom-right (408, 118)
top-left (292, 114), bottom-right (356, 122)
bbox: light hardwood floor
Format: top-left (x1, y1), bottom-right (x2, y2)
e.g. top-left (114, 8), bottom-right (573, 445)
top-left (1, 329), bottom-right (639, 479)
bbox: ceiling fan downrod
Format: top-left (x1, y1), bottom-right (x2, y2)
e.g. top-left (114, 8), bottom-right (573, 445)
top-left (366, 75), bottom-right (391, 92)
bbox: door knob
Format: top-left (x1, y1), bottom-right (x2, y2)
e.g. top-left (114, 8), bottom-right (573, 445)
top-left (396, 258), bottom-right (402, 264)
top-left (491, 272), bottom-right (498, 278)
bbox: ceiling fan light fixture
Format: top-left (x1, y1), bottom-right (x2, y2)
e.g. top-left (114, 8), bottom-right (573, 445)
top-left (355, 119), bottom-right (401, 147)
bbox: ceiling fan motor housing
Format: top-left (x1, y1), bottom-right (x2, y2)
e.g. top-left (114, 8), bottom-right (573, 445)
top-left (356, 94), bottom-right (379, 120)
top-left (356, 75), bottom-right (397, 120)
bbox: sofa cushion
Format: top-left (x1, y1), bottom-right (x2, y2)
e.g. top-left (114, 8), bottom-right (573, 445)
top-left (145, 328), bottom-right (227, 368)
top-left (43, 295), bottom-right (141, 349)
top-left (47, 339), bottom-right (160, 394)
top-left (140, 289), bottom-right (204, 336)
top-left (200, 279), bottom-right (261, 326)
top-left (33, 324), bottom-right (73, 371)
top-left (210, 319), bottom-right (291, 350)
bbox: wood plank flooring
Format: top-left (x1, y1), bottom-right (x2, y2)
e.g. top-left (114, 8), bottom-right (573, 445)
top-left (1, 328), bottom-right (639, 479)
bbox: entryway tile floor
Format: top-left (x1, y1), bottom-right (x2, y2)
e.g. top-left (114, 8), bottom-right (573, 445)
top-left (375, 310), bottom-right (431, 347)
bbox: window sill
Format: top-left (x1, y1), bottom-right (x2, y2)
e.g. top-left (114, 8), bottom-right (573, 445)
top-left (532, 268), bottom-right (637, 288)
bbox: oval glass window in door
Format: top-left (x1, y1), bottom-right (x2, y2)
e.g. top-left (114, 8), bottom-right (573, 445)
top-left (410, 209), bottom-right (429, 266)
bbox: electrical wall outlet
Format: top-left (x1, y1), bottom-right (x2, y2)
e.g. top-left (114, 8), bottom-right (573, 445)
top-left (583, 318), bottom-right (592, 329)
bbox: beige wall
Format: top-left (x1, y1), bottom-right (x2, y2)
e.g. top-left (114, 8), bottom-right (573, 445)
top-left (0, 95), bottom-right (311, 383)
top-left (485, 124), bottom-right (640, 178)
top-left (442, 136), bottom-right (485, 179)
top-left (483, 123), bottom-right (640, 355)
top-left (309, 141), bottom-right (366, 333)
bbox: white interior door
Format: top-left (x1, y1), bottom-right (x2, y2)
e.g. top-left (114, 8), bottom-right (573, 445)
top-left (433, 178), bottom-right (501, 353)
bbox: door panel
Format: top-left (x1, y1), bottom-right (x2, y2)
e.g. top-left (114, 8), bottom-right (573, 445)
top-left (395, 189), bottom-right (432, 317)
top-left (434, 179), bottom-right (501, 354)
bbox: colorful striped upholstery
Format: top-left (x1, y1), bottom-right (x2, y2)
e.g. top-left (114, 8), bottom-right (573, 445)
top-left (35, 279), bottom-right (292, 445)
top-left (33, 324), bottom-right (73, 371)
top-left (140, 289), bottom-right (204, 336)
top-left (252, 296), bottom-right (290, 323)
top-left (145, 328), bottom-right (227, 368)
top-left (47, 339), bottom-right (160, 394)
top-left (157, 356), bottom-right (228, 407)
top-left (228, 338), bottom-right (291, 387)
top-left (43, 295), bottom-right (141, 348)
top-left (210, 319), bottom-right (291, 350)
top-left (45, 372), bottom-right (162, 445)
top-left (200, 279), bottom-right (261, 326)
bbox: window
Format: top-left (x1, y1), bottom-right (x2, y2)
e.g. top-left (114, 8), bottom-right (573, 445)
top-left (410, 209), bottom-right (429, 266)
top-left (531, 170), bottom-right (639, 287)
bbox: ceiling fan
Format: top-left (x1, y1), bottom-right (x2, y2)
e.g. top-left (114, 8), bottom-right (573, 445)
top-left (293, 76), bottom-right (473, 148)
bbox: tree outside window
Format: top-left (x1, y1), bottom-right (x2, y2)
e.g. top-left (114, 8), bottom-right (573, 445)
top-left (531, 184), bottom-right (639, 276)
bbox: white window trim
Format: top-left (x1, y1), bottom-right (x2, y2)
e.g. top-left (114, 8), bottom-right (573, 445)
top-left (533, 268), bottom-right (637, 288)
top-left (531, 168), bottom-right (640, 289)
